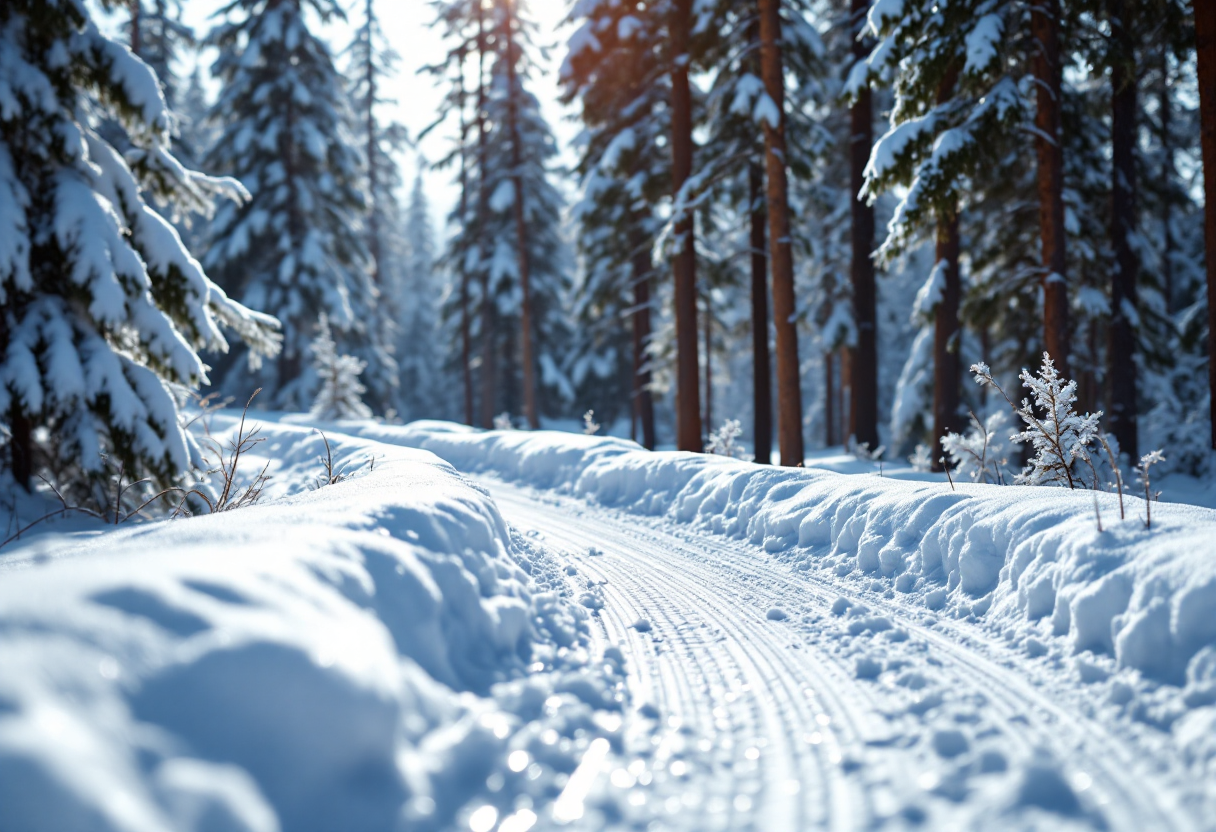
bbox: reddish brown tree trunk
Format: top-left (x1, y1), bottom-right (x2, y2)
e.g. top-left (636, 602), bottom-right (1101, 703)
top-left (1032, 0), bottom-right (1070, 376)
top-left (1107, 0), bottom-right (1138, 459)
top-left (1196, 0), bottom-right (1216, 449)
top-left (749, 164), bottom-right (772, 464)
top-left (670, 0), bottom-right (702, 451)
top-left (824, 352), bottom-right (835, 447)
top-left (631, 237), bottom-right (657, 450)
top-left (849, 0), bottom-right (878, 449)
top-left (758, 0), bottom-right (804, 466)
top-left (502, 0), bottom-right (538, 429)
top-left (932, 215), bottom-right (963, 472)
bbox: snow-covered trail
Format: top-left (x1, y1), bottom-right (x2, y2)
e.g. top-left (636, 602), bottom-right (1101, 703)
top-left (483, 477), bottom-right (1205, 832)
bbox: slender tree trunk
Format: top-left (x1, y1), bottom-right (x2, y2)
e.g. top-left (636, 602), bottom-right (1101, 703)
top-left (932, 213), bottom-right (963, 472)
top-left (10, 412), bottom-right (31, 492)
top-left (704, 293), bottom-right (713, 435)
top-left (849, 0), bottom-right (879, 449)
top-left (1108, 0), bottom-right (1138, 459)
top-left (928, 62), bottom-right (963, 472)
top-left (1160, 57), bottom-right (1174, 315)
top-left (824, 352), bottom-right (835, 447)
top-left (130, 0), bottom-right (141, 54)
top-left (457, 50), bottom-right (474, 425)
top-left (758, 0), bottom-right (804, 466)
top-left (749, 164), bottom-right (772, 464)
top-left (670, 0), bottom-right (702, 451)
top-left (364, 0), bottom-right (381, 290)
top-left (1196, 0), bottom-right (1216, 449)
top-left (1032, 0), bottom-right (1070, 376)
top-left (502, 0), bottom-right (538, 429)
top-left (631, 236), bottom-right (657, 450)
top-left (476, 6), bottom-right (496, 428)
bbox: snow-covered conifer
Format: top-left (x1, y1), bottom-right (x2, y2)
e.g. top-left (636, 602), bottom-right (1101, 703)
top-left (395, 168), bottom-right (445, 420)
top-left (0, 0), bottom-right (278, 493)
top-left (204, 0), bottom-right (383, 411)
top-left (310, 316), bottom-right (371, 420)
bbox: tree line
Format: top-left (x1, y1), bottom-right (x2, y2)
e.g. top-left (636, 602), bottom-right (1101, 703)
top-left (0, 0), bottom-right (1213, 506)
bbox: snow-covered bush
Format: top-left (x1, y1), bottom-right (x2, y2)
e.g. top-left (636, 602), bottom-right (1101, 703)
top-left (940, 410), bottom-right (1010, 484)
top-left (583, 409), bottom-right (600, 435)
top-left (706, 419), bottom-right (748, 460)
top-left (971, 355), bottom-right (1101, 489)
top-left (0, 0), bottom-right (278, 498)
top-left (310, 317), bottom-right (371, 420)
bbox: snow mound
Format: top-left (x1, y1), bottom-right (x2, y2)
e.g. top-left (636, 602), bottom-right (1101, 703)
top-left (341, 422), bottom-right (1216, 707)
top-left (0, 420), bottom-right (621, 832)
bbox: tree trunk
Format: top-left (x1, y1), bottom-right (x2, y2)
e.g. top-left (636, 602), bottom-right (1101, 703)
top-left (749, 164), bottom-right (772, 464)
top-left (476, 5), bottom-right (496, 429)
top-left (758, 0), bottom-right (804, 467)
top-left (670, 0), bottom-right (702, 452)
top-left (502, 0), bottom-right (538, 430)
top-left (1196, 0), bottom-right (1216, 449)
top-left (1159, 57), bottom-right (1174, 315)
top-left (1107, 0), bottom-right (1138, 459)
top-left (457, 50), bottom-right (474, 425)
top-left (364, 0), bottom-right (380, 290)
top-left (10, 412), bottom-right (31, 492)
top-left (1032, 0), bottom-right (1070, 376)
top-left (824, 352), bottom-right (835, 447)
top-left (849, 0), bottom-right (879, 449)
top-left (932, 214), bottom-right (963, 471)
top-left (631, 236), bottom-right (657, 450)
top-left (130, 0), bottom-right (141, 55)
top-left (704, 292), bottom-right (713, 435)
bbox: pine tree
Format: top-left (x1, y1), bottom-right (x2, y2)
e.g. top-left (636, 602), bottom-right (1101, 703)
top-left (125, 0), bottom-right (195, 112)
top-left (310, 315), bottom-right (371, 420)
top-left (562, 0), bottom-right (671, 448)
top-left (861, 0), bottom-right (1023, 466)
top-left (1196, 0), bottom-right (1216, 450)
top-left (204, 0), bottom-right (384, 411)
top-left (0, 0), bottom-right (278, 494)
top-left (396, 169), bottom-right (444, 420)
top-left (345, 0), bottom-right (408, 413)
top-left (428, 0), bottom-right (572, 426)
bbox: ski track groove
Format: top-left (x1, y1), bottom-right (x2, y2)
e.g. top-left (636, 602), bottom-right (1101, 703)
top-left (488, 480), bottom-right (1200, 832)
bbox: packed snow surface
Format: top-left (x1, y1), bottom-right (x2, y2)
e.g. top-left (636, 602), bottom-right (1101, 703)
top-left (4, 416), bottom-right (1216, 831)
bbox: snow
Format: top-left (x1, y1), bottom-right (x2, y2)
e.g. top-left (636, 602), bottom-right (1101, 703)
top-left (351, 422), bottom-right (1216, 693)
top-left (0, 419), bottom-right (623, 832)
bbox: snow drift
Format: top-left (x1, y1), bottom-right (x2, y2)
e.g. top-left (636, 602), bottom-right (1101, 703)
top-left (341, 421), bottom-right (1216, 701)
top-left (0, 420), bottom-right (620, 832)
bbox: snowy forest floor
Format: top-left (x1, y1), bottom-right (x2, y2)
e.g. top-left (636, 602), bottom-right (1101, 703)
top-left (0, 416), bottom-right (1214, 831)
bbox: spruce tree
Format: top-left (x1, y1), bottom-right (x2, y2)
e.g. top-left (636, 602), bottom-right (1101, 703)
top-left (204, 0), bottom-right (384, 411)
top-left (562, 0), bottom-right (671, 448)
top-left (0, 0), bottom-right (278, 495)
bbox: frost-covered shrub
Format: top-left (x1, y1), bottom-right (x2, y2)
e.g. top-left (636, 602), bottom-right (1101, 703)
top-left (706, 419), bottom-right (749, 460)
top-left (941, 410), bottom-right (1010, 484)
top-left (0, 0), bottom-right (279, 498)
top-left (971, 354), bottom-right (1101, 489)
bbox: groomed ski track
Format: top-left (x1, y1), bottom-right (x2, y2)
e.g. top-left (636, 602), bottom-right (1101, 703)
top-left (483, 477), bottom-right (1206, 832)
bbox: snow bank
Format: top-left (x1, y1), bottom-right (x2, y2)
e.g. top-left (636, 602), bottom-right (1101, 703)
top-left (343, 421), bottom-right (1216, 700)
top-left (0, 420), bottom-right (621, 832)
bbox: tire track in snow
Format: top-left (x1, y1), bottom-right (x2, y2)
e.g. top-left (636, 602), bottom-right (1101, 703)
top-left (488, 480), bottom-right (1201, 832)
